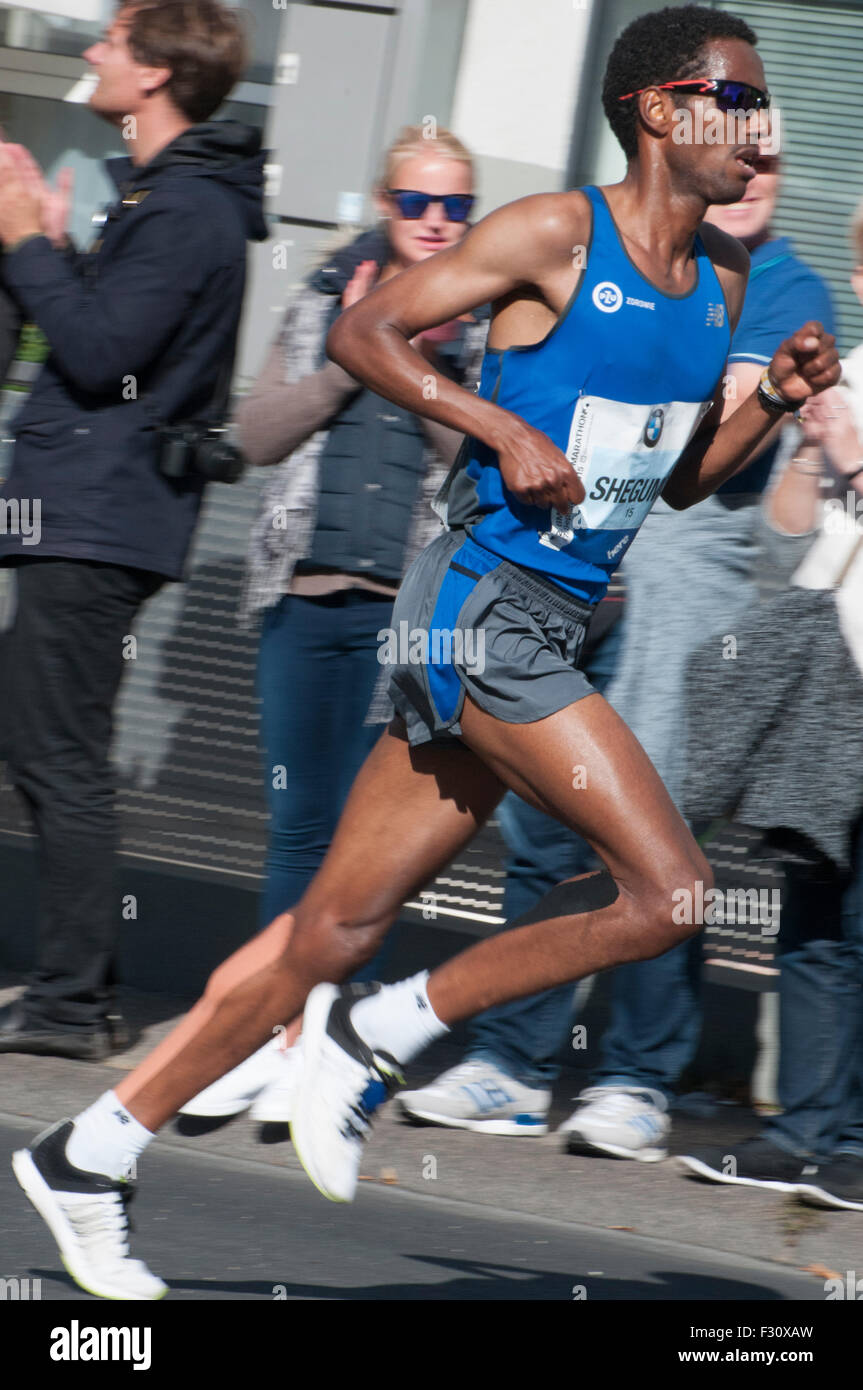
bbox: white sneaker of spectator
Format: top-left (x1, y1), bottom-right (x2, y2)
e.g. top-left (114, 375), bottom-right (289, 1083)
top-left (179, 1034), bottom-right (300, 1122)
top-left (558, 1085), bottom-right (670, 1161)
top-left (396, 1058), bottom-right (550, 1136)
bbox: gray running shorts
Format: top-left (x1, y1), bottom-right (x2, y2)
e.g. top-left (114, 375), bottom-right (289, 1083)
top-left (384, 529), bottom-right (597, 746)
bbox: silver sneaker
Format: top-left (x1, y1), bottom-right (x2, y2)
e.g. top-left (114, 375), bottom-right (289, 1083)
top-left (559, 1085), bottom-right (670, 1161)
top-left (397, 1059), bottom-right (550, 1136)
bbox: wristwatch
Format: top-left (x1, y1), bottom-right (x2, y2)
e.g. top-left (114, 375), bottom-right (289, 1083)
top-left (757, 366), bottom-right (798, 414)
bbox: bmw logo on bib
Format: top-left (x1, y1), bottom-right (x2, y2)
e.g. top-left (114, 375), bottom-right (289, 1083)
top-left (643, 406), bottom-right (665, 448)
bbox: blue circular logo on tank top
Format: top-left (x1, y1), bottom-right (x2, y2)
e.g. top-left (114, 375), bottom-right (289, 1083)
top-left (592, 281), bottom-right (623, 313)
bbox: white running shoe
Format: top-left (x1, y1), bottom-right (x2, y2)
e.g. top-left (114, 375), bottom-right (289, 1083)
top-left (179, 1034), bottom-right (293, 1118)
top-left (290, 982), bottom-right (403, 1203)
top-left (558, 1085), bottom-right (670, 1161)
top-left (12, 1119), bottom-right (167, 1301)
top-left (250, 1040), bottom-right (302, 1123)
top-left (397, 1059), bottom-right (550, 1136)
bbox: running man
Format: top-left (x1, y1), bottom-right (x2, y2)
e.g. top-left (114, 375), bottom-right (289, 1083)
top-left (12, 4), bottom-right (839, 1298)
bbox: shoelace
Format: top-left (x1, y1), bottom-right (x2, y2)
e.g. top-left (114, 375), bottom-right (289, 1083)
top-left (63, 1185), bottom-right (135, 1262)
top-left (343, 1097), bottom-right (374, 1142)
top-left (324, 1046), bottom-right (399, 1144)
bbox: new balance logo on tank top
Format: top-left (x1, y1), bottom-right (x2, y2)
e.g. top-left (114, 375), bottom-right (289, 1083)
top-left (436, 185), bottom-right (731, 604)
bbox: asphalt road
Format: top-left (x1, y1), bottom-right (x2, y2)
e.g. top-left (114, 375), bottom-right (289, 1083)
top-left (0, 1117), bottom-right (827, 1303)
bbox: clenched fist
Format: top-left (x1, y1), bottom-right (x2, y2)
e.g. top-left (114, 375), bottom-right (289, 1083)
top-left (496, 414), bottom-right (585, 512)
top-left (768, 321), bottom-right (840, 408)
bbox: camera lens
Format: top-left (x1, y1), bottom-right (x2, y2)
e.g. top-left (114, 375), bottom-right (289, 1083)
top-left (196, 438), bottom-right (245, 484)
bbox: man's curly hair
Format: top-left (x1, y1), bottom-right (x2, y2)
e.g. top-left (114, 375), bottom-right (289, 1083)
top-left (603, 5), bottom-right (758, 160)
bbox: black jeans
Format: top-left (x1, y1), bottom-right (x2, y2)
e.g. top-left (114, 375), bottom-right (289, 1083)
top-left (3, 558), bottom-right (163, 1030)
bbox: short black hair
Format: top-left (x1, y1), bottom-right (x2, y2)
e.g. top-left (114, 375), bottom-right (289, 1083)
top-left (603, 5), bottom-right (758, 160)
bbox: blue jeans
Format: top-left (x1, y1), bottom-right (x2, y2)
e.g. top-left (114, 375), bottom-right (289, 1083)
top-left (257, 591), bottom-right (391, 926)
top-left (468, 621), bottom-right (623, 1087)
top-left (765, 824), bottom-right (863, 1162)
top-left (588, 938), bottom-right (701, 1099)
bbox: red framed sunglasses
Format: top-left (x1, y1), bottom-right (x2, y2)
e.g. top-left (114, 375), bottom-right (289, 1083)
top-left (618, 78), bottom-right (771, 112)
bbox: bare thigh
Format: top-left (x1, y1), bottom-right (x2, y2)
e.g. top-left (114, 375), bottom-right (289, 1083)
top-left (286, 718), bottom-right (506, 972)
top-left (459, 689), bottom-right (706, 898)
top-left (420, 690), bottom-right (712, 1020)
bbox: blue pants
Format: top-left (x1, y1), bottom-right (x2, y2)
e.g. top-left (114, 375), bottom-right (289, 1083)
top-left (587, 938), bottom-right (701, 1097)
top-left (257, 591), bottom-right (391, 926)
top-left (468, 621), bottom-right (624, 1087)
top-left (765, 824), bottom-right (863, 1162)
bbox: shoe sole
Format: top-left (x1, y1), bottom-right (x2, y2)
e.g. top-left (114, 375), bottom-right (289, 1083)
top-left (397, 1102), bottom-right (547, 1136)
top-left (796, 1182), bottom-right (863, 1212)
top-left (290, 984), bottom-right (348, 1203)
top-left (563, 1131), bottom-right (666, 1162)
top-left (675, 1155), bottom-right (800, 1190)
top-left (11, 1149), bottom-right (168, 1301)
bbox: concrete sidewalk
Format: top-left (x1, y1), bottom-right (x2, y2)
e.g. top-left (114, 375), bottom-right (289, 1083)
top-left (1, 978), bottom-right (859, 1290)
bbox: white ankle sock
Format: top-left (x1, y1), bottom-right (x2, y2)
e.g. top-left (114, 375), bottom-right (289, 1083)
top-left (66, 1090), bottom-right (155, 1180)
top-left (350, 972), bottom-right (449, 1066)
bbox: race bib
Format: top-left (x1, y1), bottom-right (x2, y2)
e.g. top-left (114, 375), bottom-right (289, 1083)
top-left (538, 393), bottom-right (713, 551)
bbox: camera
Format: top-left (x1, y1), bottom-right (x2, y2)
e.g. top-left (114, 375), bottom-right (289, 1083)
top-left (156, 423), bottom-right (246, 485)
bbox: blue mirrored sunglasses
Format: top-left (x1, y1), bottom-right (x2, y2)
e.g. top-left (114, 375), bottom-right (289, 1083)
top-left (387, 189), bottom-right (475, 222)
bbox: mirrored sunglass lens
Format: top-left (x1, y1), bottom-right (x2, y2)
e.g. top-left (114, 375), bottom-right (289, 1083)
top-left (719, 82), bottom-right (769, 111)
top-left (714, 83), bottom-right (744, 110)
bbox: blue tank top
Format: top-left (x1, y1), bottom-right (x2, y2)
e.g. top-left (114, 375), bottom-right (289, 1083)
top-left (438, 185), bottom-right (731, 604)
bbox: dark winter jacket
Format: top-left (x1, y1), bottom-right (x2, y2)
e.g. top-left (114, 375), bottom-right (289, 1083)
top-left (0, 120), bottom-right (268, 578)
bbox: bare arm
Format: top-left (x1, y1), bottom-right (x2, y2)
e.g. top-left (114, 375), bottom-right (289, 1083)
top-left (662, 223), bottom-right (839, 509)
top-left (664, 320), bottom-right (840, 509)
top-left (418, 413), bottom-right (470, 467)
top-left (717, 360), bottom-right (786, 467)
top-left (765, 442), bottom-right (823, 536)
top-left (235, 329), bottom-right (360, 467)
top-left (327, 195), bottom-right (590, 513)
